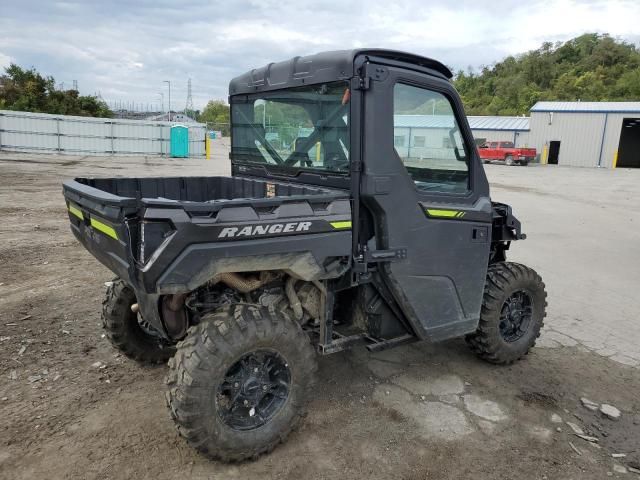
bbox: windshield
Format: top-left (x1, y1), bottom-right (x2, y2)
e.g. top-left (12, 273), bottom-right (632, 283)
top-left (231, 81), bottom-right (350, 174)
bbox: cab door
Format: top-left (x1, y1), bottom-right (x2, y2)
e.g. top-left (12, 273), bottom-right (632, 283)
top-left (359, 62), bottom-right (492, 341)
top-left (486, 142), bottom-right (499, 160)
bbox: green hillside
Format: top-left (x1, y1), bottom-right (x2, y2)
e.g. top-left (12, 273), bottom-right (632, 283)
top-left (454, 33), bottom-right (640, 116)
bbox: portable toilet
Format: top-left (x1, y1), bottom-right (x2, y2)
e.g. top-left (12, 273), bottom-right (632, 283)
top-left (170, 125), bottom-right (189, 158)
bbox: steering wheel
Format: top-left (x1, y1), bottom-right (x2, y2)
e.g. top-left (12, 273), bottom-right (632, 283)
top-left (288, 151), bottom-right (313, 168)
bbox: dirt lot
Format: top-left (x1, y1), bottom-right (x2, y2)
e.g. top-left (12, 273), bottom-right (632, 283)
top-left (1, 148), bottom-right (639, 479)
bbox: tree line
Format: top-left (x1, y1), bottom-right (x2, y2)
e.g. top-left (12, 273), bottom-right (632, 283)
top-left (0, 64), bottom-right (112, 117)
top-left (453, 33), bottom-right (640, 116)
top-left (3, 33), bottom-right (638, 123)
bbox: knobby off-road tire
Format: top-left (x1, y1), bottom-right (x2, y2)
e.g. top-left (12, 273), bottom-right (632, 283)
top-left (165, 304), bottom-right (318, 461)
top-left (466, 262), bottom-right (547, 365)
top-left (102, 279), bottom-right (175, 364)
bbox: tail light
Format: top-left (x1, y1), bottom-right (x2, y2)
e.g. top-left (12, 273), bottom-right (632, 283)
top-left (139, 221), bottom-right (175, 264)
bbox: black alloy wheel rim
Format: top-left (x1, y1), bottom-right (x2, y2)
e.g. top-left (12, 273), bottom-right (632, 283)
top-left (499, 290), bottom-right (533, 342)
top-left (216, 350), bottom-right (291, 431)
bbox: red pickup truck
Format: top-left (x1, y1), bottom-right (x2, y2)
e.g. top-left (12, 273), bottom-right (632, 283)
top-left (478, 141), bottom-right (537, 166)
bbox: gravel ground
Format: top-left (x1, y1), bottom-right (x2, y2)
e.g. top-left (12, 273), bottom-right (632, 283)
top-left (0, 146), bottom-right (639, 479)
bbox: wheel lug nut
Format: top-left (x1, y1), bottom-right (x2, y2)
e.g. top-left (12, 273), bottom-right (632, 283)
top-left (262, 385), bottom-right (267, 391)
top-left (234, 382), bottom-right (239, 388)
top-left (243, 400), bottom-right (249, 406)
top-left (254, 368), bottom-right (259, 373)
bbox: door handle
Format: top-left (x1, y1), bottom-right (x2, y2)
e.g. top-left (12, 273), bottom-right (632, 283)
top-left (472, 226), bottom-right (489, 243)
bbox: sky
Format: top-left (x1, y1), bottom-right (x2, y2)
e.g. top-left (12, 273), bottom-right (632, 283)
top-left (1, 0), bottom-right (639, 111)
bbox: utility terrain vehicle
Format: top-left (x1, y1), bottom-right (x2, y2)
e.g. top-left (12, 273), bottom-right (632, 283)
top-left (63, 49), bottom-right (546, 461)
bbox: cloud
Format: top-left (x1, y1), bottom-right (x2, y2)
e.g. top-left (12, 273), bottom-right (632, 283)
top-left (0, 0), bottom-right (638, 110)
top-left (0, 52), bottom-right (14, 70)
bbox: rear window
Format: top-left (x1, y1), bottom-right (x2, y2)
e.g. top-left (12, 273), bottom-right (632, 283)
top-left (500, 142), bottom-right (515, 148)
top-left (230, 81), bottom-right (350, 174)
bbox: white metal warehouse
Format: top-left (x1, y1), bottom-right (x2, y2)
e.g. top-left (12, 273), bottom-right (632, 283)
top-left (393, 115), bottom-right (531, 159)
top-left (467, 116), bottom-right (530, 146)
top-left (529, 102), bottom-right (640, 168)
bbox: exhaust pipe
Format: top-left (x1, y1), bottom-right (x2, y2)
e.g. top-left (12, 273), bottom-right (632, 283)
top-left (211, 272), bottom-right (274, 293)
top-left (162, 293), bottom-right (189, 339)
top-left (285, 277), bottom-right (303, 321)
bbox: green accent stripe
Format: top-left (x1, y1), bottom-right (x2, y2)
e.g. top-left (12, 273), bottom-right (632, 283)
top-left (426, 209), bottom-right (462, 218)
top-left (330, 220), bottom-right (352, 230)
top-left (90, 217), bottom-right (118, 240)
top-left (68, 204), bottom-right (84, 220)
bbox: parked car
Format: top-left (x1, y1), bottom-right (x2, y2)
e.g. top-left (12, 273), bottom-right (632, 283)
top-left (478, 141), bottom-right (536, 166)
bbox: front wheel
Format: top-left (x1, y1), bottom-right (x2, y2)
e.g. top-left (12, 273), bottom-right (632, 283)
top-left (466, 262), bottom-right (547, 364)
top-left (165, 304), bottom-right (317, 461)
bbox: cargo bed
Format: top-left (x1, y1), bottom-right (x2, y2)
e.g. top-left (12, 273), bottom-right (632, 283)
top-left (73, 175), bottom-right (344, 203)
top-left (63, 175), bottom-right (352, 297)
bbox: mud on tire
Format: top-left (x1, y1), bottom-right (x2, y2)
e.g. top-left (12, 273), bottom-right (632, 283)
top-left (165, 303), bottom-right (318, 462)
top-left (102, 278), bottom-right (175, 364)
top-left (466, 262), bottom-right (547, 365)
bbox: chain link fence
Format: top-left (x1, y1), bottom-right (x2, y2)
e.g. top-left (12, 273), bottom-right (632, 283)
top-left (205, 122), bottom-right (231, 138)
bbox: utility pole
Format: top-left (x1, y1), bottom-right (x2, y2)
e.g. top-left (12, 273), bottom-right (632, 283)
top-left (163, 80), bottom-right (171, 121)
top-left (158, 92), bottom-right (164, 114)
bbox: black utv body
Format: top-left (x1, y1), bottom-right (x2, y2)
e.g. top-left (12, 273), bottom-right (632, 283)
top-left (63, 49), bottom-right (546, 461)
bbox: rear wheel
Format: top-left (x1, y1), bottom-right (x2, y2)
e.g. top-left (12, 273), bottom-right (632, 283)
top-left (102, 279), bottom-right (175, 364)
top-left (466, 262), bottom-right (547, 364)
top-left (165, 304), bottom-right (317, 461)
top-left (505, 155), bottom-right (515, 166)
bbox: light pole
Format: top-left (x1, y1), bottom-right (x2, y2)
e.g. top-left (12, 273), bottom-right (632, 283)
top-left (158, 92), bottom-right (164, 115)
top-left (163, 80), bottom-right (171, 121)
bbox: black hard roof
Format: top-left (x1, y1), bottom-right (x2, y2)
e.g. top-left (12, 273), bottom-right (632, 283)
top-left (228, 49), bottom-right (452, 96)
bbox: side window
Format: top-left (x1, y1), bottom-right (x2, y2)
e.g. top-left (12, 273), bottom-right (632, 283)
top-left (393, 83), bottom-right (469, 194)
